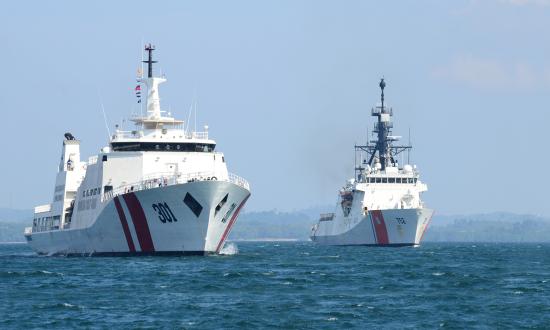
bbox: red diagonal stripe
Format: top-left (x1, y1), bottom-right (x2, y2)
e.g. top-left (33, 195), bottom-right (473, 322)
top-left (123, 193), bottom-right (155, 252)
top-left (114, 196), bottom-right (136, 252)
top-left (216, 194), bottom-right (250, 253)
top-left (419, 211), bottom-right (434, 243)
top-left (372, 210), bottom-right (389, 244)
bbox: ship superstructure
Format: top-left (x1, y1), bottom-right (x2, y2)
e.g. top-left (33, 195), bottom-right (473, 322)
top-left (25, 45), bottom-right (250, 255)
top-left (310, 79), bottom-right (433, 246)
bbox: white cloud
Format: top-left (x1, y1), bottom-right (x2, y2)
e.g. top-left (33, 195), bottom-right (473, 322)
top-left (432, 54), bottom-right (544, 90)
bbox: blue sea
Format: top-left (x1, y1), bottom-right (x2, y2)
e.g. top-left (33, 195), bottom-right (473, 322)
top-left (1, 242), bottom-right (549, 329)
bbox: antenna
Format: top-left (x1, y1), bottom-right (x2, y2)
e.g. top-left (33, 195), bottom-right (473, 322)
top-left (353, 142), bottom-right (361, 180)
top-left (140, 39), bottom-right (144, 116)
top-left (194, 98), bottom-right (197, 133)
top-left (380, 77), bottom-right (386, 109)
top-left (143, 44), bottom-right (157, 78)
top-left (97, 89), bottom-right (111, 140)
top-left (185, 101), bottom-right (193, 135)
top-left (408, 127), bottom-right (411, 164)
top-left (193, 89), bottom-right (198, 134)
top-left (140, 39), bottom-right (144, 76)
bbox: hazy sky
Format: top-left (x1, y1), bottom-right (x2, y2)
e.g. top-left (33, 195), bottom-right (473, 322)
top-left (1, 0), bottom-right (549, 215)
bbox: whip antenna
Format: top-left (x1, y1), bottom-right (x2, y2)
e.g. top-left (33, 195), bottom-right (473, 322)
top-left (97, 89), bottom-right (111, 140)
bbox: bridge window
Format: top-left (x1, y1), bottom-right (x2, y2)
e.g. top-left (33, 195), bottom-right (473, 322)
top-left (382, 178), bottom-right (388, 183)
top-left (112, 142), bottom-right (216, 153)
top-left (389, 178), bottom-right (395, 183)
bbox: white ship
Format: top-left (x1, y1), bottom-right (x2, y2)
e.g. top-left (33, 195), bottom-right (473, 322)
top-left (310, 79), bottom-right (433, 246)
top-left (24, 45), bottom-right (251, 256)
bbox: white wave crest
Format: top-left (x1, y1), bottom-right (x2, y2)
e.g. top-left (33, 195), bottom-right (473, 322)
top-left (219, 243), bottom-right (239, 255)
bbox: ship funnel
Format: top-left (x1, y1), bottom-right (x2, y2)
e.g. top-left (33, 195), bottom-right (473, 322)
top-left (59, 134), bottom-right (80, 172)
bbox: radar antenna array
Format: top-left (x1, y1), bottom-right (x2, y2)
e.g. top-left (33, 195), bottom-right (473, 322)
top-left (354, 79), bottom-right (412, 180)
top-left (143, 44), bottom-right (157, 78)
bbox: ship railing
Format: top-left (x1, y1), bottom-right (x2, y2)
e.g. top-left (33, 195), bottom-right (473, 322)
top-left (102, 172), bottom-right (181, 202)
top-left (88, 155), bottom-right (98, 165)
top-left (177, 171), bottom-right (249, 190)
top-left (371, 106), bottom-right (393, 116)
top-left (111, 130), bottom-right (209, 140)
top-left (102, 171), bottom-right (250, 202)
top-left (228, 173), bottom-right (250, 190)
top-left (112, 130), bottom-right (143, 139)
top-left (190, 131), bottom-right (209, 140)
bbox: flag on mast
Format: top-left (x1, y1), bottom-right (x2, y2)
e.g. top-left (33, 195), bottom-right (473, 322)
top-left (135, 68), bottom-right (143, 104)
top-left (135, 84), bottom-right (142, 103)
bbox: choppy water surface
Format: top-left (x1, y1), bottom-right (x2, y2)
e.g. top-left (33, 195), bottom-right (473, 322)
top-left (1, 242), bottom-right (549, 329)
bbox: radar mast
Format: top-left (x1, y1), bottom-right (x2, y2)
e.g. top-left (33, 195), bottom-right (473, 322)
top-left (354, 79), bottom-right (412, 179)
top-left (143, 44), bottom-right (157, 78)
top-left (130, 44), bottom-right (183, 130)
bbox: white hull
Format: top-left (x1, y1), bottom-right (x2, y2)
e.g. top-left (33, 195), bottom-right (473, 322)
top-left (311, 208), bottom-right (433, 246)
top-left (26, 181), bottom-right (250, 256)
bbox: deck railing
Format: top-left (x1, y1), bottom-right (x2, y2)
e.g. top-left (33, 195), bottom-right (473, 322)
top-left (112, 130), bottom-right (209, 140)
top-left (101, 171), bottom-right (250, 202)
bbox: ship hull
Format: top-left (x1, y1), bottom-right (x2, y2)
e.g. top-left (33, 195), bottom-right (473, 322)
top-left (310, 208), bottom-right (433, 246)
top-left (26, 181), bottom-right (250, 256)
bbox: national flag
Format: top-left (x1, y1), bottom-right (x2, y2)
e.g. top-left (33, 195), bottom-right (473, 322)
top-left (135, 83), bottom-right (142, 104)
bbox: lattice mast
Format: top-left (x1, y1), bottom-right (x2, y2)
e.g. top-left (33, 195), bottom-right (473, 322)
top-left (354, 79), bottom-right (412, 179)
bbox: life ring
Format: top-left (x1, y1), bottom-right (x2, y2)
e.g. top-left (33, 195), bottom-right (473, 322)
top-left (211, 176), bottom-right (217, 181)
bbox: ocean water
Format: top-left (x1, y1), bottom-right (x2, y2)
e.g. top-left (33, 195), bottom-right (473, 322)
top-left (1, 242), bottom-right (549, 329)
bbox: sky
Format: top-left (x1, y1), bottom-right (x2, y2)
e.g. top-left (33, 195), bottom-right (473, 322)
top-left (1, 0), bottom-right (549, 216)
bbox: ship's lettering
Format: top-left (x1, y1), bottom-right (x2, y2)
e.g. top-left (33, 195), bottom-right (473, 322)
top-left (152, 202), bottom-right (178, 223)
top-left (221, 203), bottom-right (237, 223)
top-left (396, 217), bottom-right (406, 224)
